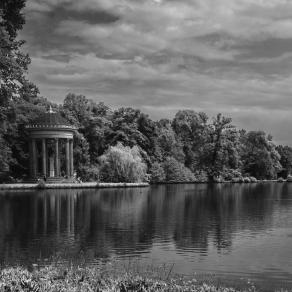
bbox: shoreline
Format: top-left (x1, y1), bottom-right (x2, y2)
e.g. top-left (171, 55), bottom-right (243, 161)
top-left (0, 180), bottom-right (288, 190)
top-left (153, 179), bottom-right (283, 184)
top-left (0, 182), bottom-right (150, 190)
top-left (0, 264), bottom-right (290, 292)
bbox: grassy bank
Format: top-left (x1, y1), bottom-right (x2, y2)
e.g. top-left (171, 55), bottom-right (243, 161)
top-left (0, 265), bottom-right (248, 292)
top-left (0, 264), bottom-right (290, 292)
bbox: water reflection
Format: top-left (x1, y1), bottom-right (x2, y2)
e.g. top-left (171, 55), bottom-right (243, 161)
top-left (0, 183), bottom-right (292, 288)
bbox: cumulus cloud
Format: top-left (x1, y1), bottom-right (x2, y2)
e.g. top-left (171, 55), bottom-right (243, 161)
top-left (20, 0), bottom-right (292, 145)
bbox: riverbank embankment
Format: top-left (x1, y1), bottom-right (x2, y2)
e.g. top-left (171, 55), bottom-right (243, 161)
top-left (0, 182), bottom-right (149, 190)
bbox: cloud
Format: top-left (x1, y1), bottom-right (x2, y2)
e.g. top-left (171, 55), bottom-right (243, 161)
top-left (20, 0), bottom-right (292, 145)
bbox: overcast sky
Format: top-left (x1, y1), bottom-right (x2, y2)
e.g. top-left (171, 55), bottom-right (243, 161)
top-left (21, 0), bottom-right (292, 145)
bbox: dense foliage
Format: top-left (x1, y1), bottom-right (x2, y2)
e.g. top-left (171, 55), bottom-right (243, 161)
top-left (1, 0), bottom-right (292, 183)
top-left (0, 0), bottom-right (49, 181)
top-left (2, 90), bottom-right (290, 183)
top-left (99, 143), bottom-right (147, 183)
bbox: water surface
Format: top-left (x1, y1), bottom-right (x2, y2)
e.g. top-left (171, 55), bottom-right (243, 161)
top-left (0, 183), bottom-right (292, 290)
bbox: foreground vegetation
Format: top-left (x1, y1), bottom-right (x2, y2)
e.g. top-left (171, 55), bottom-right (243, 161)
top-left (1, 264), bottom-right (289, 292)
top-left (2, 1), bottom-right (292, 184)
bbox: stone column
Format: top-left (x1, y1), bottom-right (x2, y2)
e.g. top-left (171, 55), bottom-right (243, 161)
top-left (29, 140), bottom-right (33, 178)
top-left (42, 139), bottom-right (47, 177)
top-left (32, 139), bottom-right (37, 177)
top-left (46, 139), bottom-right (49, 177)
top-left (54, 139), bottom-right (59, 177)
top-left (69, 139), bottom-right (74, 176)
top-left (65, 139), bottom-right (70, 177)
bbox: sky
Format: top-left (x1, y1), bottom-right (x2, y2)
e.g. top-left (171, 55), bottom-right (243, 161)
top-left (20, 0), bottom-right (292, 145)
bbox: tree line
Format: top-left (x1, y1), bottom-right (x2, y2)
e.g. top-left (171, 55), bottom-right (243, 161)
top-left (1, 0), bottom-right (292, 183)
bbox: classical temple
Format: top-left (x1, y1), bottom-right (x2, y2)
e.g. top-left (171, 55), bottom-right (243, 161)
top-left (25, 107), bottom-right (76, 182)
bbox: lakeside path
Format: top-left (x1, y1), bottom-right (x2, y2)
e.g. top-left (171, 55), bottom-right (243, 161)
top-left (0, 182), bottom-right (149, 190)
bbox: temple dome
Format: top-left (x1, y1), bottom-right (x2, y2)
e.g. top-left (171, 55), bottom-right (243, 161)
top-left (26, 106), bottom-right (74, 129)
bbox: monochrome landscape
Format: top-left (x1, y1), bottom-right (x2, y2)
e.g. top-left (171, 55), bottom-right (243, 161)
top-left (1, 0), bottom-right (292, 291)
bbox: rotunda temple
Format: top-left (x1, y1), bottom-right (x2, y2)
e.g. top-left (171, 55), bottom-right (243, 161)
top-left (25, 107), bottom-right (76, 182)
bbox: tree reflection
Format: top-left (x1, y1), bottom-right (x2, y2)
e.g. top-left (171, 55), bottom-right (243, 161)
top-left (0, 183), bottom-right (292, 266)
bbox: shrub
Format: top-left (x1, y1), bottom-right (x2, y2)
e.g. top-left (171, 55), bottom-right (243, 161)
top-left (181, 167), bottom-right (196, 182)
top-left (37, 179), bottom-right (46, 189)
top-left (287, 175), bottom-right (292, 182)
top-left (232, 177), bottom-right (245, 183)
top-left (243, 177), bottom-right (251, 183)
top-left (193, 170), bottom-right (209, 183)
top-left (213, 175), bottom-right (224, 183)
top-left (99, 143), bottom-right (147, 183)
top-left (163, 157), bottom-right (195, 182)
top-left (278, 177), bottom-right (284, 182)
top-left (78, 165), bottom-right (100, 182)
top-left (0, 174), bottom-right (16, 184)
top-left (150, 162), bottom-right (166, 183)
top-left (221, 169), bottom-right (242, 181)
top-left (249, 176), bottom-right (257, 182)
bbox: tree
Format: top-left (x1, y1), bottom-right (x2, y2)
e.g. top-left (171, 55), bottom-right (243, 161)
top-left (136, 112), bottom-right (158, 162)
top-left (73, 131), bottom-right (91, 178)
top-left (156, 119), bottom-right (184, 163)
top-left (240, 131), bottom-right (281, 179)
top-left (0, 0), bottom-right (41, 179)
top-left (99, 142), bottom-right (148, 183)
top-left (163, 157), bottom-right (195, 182)
top-left (276, 145), bottom-right (292, 178)
top-left (172, 110), bottom-right (209, 170)
top-left (3, 99), bottom-right (49, 178)
top-left (62, 93), bottom-right (93, 127)
top-left (207, 113), bottom-right (240, 177)
top-left (149, 162), bottom-right (165, 183)
top-left (104, 107), bottom-right (158, 166)
top-left (0, 0), bottom-right (29, 101)
top-left (62, 93), bottom-right (112, 163)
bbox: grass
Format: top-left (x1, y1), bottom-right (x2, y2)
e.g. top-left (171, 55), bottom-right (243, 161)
top-left (0, 265), bottom-right (248, 292)
top-left (0, 260), bottom-right (291, 292)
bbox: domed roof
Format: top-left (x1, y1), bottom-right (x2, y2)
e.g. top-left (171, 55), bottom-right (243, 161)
top-left (26, 106), bottom-right (74, 130)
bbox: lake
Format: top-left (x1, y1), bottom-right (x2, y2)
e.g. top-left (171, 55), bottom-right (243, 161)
top-left (0, 183), bottom-right (292, 290)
